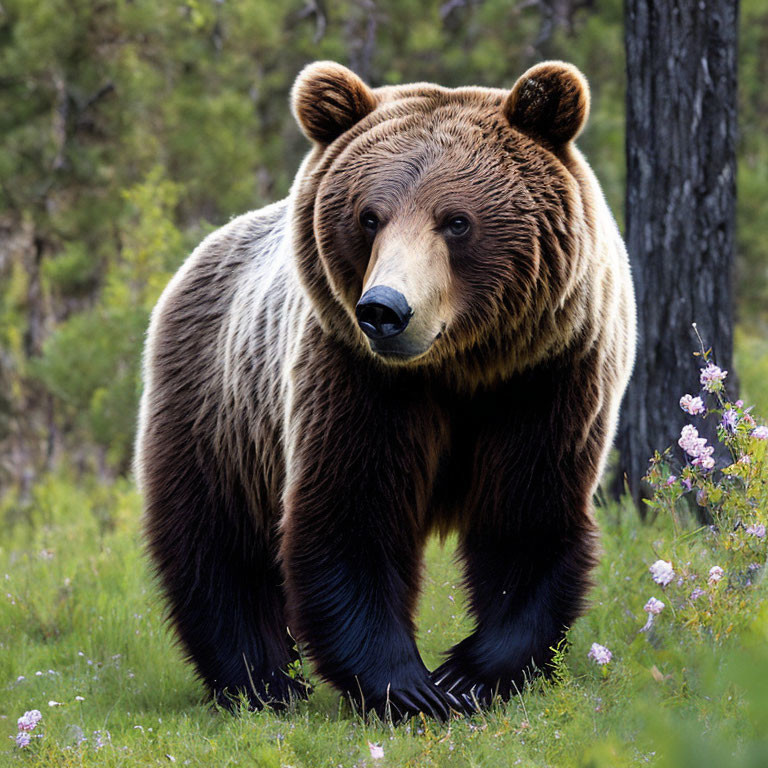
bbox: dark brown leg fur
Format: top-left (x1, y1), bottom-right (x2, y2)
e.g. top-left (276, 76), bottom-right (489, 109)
top-left (142, 428), bottom-right (307, 710)
top-left (431, 360), bottom-right (602, 708)
top-left (280, 339), bottom-right (460, 720)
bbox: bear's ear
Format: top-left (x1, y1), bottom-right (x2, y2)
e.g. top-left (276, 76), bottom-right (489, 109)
top-left (291, 61), bottom-right (377, 145)
top-left (504, 61), bottom-right (590, 145)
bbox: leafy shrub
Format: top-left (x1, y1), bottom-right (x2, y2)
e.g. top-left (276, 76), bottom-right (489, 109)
top-left (642, 332), bottom-right (767, 642)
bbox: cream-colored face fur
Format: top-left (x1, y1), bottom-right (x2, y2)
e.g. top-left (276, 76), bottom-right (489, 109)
top-left (361, 207), bottom-right (455, 360)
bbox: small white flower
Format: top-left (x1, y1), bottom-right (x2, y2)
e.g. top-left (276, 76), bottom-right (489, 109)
top-left (708, 566), bottom-right (724, 585)
top-left (368, 742), bottom-right (384, 760)
top-left (47, 700), bottom-right (62, 707)
top-left (752, 426), bottom-right (768, 440)
top-left (692, 453), bottom-right (716, 471)
top-left (644, 597), bottom-right (665, 615)
top-left (679, 394), bottom-right (705, 415)
top-left (588, 643), bottom-right (612, 665)
top-left (75, 696), bottom-right (85, 702)
top-left (649, 560), bottom-right (675, 586)
top-left (678, 425), bottom-right (711, 460)
top-left (700, 363), bottom-right (727, 393)
top-left (641, 597), bottom-right (665, 631)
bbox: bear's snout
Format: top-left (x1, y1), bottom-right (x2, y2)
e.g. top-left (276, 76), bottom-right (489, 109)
top-left (355, 286), bottom-right (413, 340)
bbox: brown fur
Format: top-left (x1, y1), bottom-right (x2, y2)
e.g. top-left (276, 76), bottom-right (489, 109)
top-left (136, 61), bottom-right (636, 719)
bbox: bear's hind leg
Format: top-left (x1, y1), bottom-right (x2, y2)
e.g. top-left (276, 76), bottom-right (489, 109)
top-left (144, 464), bottom-right (307, 711)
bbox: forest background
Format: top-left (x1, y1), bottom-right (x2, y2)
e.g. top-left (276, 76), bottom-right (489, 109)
top-left (2, 0), bottom-right (767, 488)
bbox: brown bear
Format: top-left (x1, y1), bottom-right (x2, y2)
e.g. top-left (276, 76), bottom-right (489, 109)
top-left (136, 60), bottom-right (636, 720)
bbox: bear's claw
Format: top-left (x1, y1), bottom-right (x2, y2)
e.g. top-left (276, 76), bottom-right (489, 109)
top-left (367, 676), bottom-right (462, 722)
top-left (430, 660), bottom-right (498, 711)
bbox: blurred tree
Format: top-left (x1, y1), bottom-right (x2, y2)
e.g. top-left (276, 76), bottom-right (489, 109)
top-left (613, 0), bottom-right (739, 506)
top-left (737, 0), bottom-right (768, 333)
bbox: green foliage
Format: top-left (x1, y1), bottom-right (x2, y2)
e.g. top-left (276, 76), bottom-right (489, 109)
top-left (735, 328), bottom-right (768, 417)
top-left (3, 462), bottom-right (768, 765)
top-left (28, 166), bottom-right (186, 469)
top-left (42, 244), bottom-right (100, 297)
top-left (738, 0), bottom-right (768, 330)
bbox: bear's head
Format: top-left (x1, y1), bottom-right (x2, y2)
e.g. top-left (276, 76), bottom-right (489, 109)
top-left (291, 61), bottom-right (595, 385)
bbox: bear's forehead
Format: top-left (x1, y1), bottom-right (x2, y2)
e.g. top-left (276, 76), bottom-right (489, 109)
top-left (349, 88), bottom-right (516, 156)
top-left (374, 83), bottom-right (507, 110)
top-left (373, 87), bottom-right (507, 133)
top-left (322, 86), bottom-right (557, 198)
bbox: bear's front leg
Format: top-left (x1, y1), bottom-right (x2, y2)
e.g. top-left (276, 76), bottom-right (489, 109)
top-left (432, 372), bottom-right (603, 709)
top-left (280, 349), bottom-right (457, 721)
top-left (431, 519), bottom-right (597, 708)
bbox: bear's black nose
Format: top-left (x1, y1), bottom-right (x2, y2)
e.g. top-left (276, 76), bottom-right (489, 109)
top-left (355, 286), bottom-right (413, 340)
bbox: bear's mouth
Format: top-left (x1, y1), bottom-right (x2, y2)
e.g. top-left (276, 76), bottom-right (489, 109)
top-left (367, 328), bottom-right (443, 363)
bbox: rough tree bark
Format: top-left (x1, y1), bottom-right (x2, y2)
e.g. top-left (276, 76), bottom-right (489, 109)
top-left (613, 0), bottom-right (739, 506)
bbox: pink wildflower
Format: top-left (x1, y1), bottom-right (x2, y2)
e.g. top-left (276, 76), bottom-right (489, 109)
top-left (14, 732), bottom-right (31, 748)
top-left (708, 566), bottom-right (724, 585)
top-left (678, 425), bottom-right (710, 459)
top-left (721, 409), bottom-right (739, 433)
top-left (644, 597), bottom-right (665, 615)
top-left (690, 587), bottom-right (705, 601)
top-left (691, 448), bottom-right (715, 471)
top-left (17, 710), bottom-right (42, 732)
top-left (640, 597), bottom-right (665, 632)
top-left (588, 643), bottom-right (612, 665)
top-left (649, 559), bottom-right (675, 586)
top-left (752, 426), bottom-right (768, 440)
top-left (665, 475), bottom-right (677, 486)
top-left (700, 363), bottom-right (727, 393)
top-left (746, 524), bottom-right (766, 538)
top-left (679, 394), bottom-right (706, 415)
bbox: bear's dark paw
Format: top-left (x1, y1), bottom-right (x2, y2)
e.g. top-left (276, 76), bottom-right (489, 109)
top-left (214, 670), bottom-right (312, 713)
top-left (364, 676), bottom-right (464, 723)
top-left (431, 659), bottom-right (513, 713)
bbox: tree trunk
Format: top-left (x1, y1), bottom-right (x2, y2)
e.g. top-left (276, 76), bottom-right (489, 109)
top-left (613, 0), bottom-right (739, 507)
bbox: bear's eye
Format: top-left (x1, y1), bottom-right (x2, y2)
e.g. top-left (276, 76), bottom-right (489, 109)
top-left (446, 215), bottom-right (471, 237)
top-left (359, 210), bottom-right (380, 234)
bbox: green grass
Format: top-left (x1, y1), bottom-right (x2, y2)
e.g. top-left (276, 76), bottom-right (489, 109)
top-left (2, 473), bottom-right (768, 767)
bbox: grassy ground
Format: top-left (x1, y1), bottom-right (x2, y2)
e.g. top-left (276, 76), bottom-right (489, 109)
top-left (2, 472), bottom-right (768, 767)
